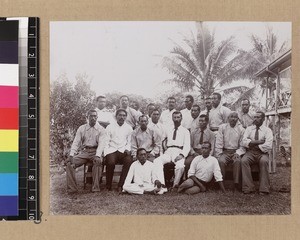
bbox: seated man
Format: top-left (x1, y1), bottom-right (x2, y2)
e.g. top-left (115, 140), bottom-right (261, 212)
top-left (104, 109), bottom-right (133, 192)
top-left (153, 111), bottom-right (190, 191)
top-left (241, 111), bottom-right (273, 195)
top-left (215, 111), bottom-right (245, 190)
top-left (123, 148), bottom-right (163, 195)
top-left (178, 142), bottom-right (225, 194)
top-left (65, 109), bottom-right (107, 193)
top-left (131, 115), bottom-right (160, 162)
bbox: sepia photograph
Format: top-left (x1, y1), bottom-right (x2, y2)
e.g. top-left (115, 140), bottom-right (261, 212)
top-left (50, 21), bottom-right (291, 215)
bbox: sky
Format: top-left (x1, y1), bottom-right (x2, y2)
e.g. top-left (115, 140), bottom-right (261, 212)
top-left (50, 21), bottom-right (291, 99)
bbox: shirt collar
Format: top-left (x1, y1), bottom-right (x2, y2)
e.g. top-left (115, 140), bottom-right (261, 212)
top-left (86, 122), bottom-right (102, 131)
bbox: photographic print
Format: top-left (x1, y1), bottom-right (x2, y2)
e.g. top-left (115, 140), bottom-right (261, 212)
top-left (50, 21), bottom-right (291, 215)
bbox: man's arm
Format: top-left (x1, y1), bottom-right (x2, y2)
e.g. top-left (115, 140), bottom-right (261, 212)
top-left (96, 127), bottom-right (108, 158)
top-left (130, 131), bottom-right (138, 159)
top-left (236, 126), bottom-right (246, 156)
top-left (69, 126), bottom-right (83, 157)
top-left (214, 125), bottom-right (224, 158)
top-left (258, 127), bottom-right (273, 152)
top-left (150, 130), bottom-right (160, 156)
top-left (124, 163), bottom-right (135, 186)
top-left (209, 130), bottom-right (216, 156)
top-left (217, 181), bottom-right (226, 193)
top-left (125, 126), bottom-right (133, 155)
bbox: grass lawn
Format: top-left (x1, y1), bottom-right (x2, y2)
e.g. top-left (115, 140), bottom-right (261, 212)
top-left (50, 166), bottom-right (290, 215)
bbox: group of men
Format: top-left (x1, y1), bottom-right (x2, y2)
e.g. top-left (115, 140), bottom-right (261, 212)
top-left (65, 93), bottom-right (273, 196)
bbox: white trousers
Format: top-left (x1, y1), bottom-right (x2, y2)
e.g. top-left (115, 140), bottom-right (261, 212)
top-left (153, 148), bottom-right (185, 186)
top-left (123, 183), bottom-right (156, 194)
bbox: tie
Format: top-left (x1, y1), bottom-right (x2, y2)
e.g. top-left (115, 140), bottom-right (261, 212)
top-left (199, 130), bottom-right (204, 144)
top-left (255, 126), bottom-right (259, 140)
top-left (173, 126), bottom-right (178, 140)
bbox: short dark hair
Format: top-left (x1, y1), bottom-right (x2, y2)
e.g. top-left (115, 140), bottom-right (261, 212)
top-left (199, 114), bottom-right (209, 122)
top-left (137, 148), bottom-right (147, 156)
top-left (147, 103), bottom-right (155, 108)
top-left (202, 141), bottom-right (211, 149)
top-left (116, 108), bottom-right (127, 117)
top-left (256, 111), bottom-right (265, 119)
top-left (241, 99), bottom-right (250, 104)
top-left (172, 111), bottom-right (182, 117)
top-left (96, 95), bottom-right (106, 102)
top-left (138, 115), bottom-right (148, 121)
top-left (167, 96), bottom-right (176, 102)
top-left (191, 104), bottom-right (200, 111)
top-left (186, 95), bottom-right (194, 103)
top-left (205, 96), bottom-right (212, 100)
top-left (119, 95), bottom-right (129, 101)
top-left (151, 108), bottom-right (161, 114)
top-left (86, 109), bottom-right (98, 117)
top-left (212, 92), bottom-right (221, 100)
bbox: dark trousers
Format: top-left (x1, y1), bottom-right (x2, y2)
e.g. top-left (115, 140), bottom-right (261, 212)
top-left (105, 151), bottom-right (133, 188)
top-left (218, 150), bottom-right (241, 184)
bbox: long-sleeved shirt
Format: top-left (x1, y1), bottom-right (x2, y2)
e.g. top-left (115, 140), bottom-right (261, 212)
top-left (188, 155), bottom-right (223, 182)
top-left (124, 160), bottom-right (156, 185)
top-left (148, 120), bottom-right (165, 155)
top-left (190, 115), bottom-right (200, 133)
top-left (131, 127), bottom-right (160, 157)
top-left (159, 109), bottom-right (176, 130)
top-left (180, 108), bottom-right (193, 130)
top-left (242, 125), bottom-right (273, 153)
top-left (104, 121), bottom-right (133, 156)
top-left (95, 107), bottom-right (115, 125)
top-left (165, 125), bottom-right (190, 157)
top-left (215, 123), bottom-right (246, 158)
top-left (70, 122), bottom-right (107, 157)
top-left (190, 127), bottom-right (215, 155)
top-left (238, 111), bottom-right (254, 128)
top-left (115, 107), bottom-right (141, 129)
top-left (209, 104), bottom-right (231, 129)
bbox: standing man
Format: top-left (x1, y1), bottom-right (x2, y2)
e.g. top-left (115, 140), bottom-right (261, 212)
top-left (180, 95), bottom-right (194, 130)
top-left (148, 108), bottom-right (165, 155)
top-left (123, 148), bottom-right (162, 195)
top-left (190, 104), bottom-right (201, 132)
top-left (241, 111), bottom-right (273, 195)
top-left (153, 111), bottom-right (190, 190)
top-left (178, 142), bottom-right (225, 194)
top-left (238, 99), bottom-right (254, 128)
top-left (159, 97), bottom-right (177, 130)
top-left (131, 115), bottom-right (160, 162)
top-left (209, 93), bottom-right (231, 132)
top-left (66, 109), bottom-right (107, 193)
top-left (185, 114), bottom-right (215, 174)
top-left (95, 95), bottom-right (114, 128)
top-left (104, 109), bottom-right (133, 192)
top-left (215, 111), bottom-right (245, 190)
top-left (200, 96), bottom-right (213, 117)
top-left (119, 95), bottom-right (142, 129)
top-left (146, 103), bottom-right (156, 119)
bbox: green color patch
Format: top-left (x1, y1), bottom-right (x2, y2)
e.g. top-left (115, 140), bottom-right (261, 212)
top-left (0, 152), bottom-right (18, 173)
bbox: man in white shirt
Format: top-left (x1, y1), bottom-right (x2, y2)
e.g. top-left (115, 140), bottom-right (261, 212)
top-left (178, 142), bottom-right (225, 194)
top-left (148, 108), bottom-right (165, 155)
top-left (238, 99), bottom-right (254, 128)
top-left (119, 95), bottom-right (142, 129)
top-left (153, 111), bottom-right (190, 190)
top-left (66, 109), bottom-right (107, 193)
top-left (146, 103), bottom-right (156, 119)
top-left (209, 92), bottom-right (231, 132)
top-left (104, 109), bottom-right (133, 192)
top-left (190, 104), bottom-right (201, 133)
top-left (215, 111), bottom-right (245, 190)
top-left (180, 95), bottom-right (194, 130)
top-left (159, 96), bottom-right (177, 130)
top-left (241, 111), bottom-right (273, 195)
top-left (200, 96), bottom-right (213, 117)
top-left (95, 95), bottom-right (114, 128)
top-left (123, 148), bottom-right (162, 195)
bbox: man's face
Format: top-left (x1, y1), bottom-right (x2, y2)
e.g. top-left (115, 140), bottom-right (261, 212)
top-left (139, 116), bottom-right (148, 129)
top-left (199, 117), bottom-right (208, 129)
top-left (132, 102), bottom-right (139, 111)
top-left (137, 150), bottom-right (147, 165)
top-left (116, 111), bottom-right (127, 125)
top-left (253, 112), bottom-right (264, 126)
top-left (172, 113), bottom-right (182, 125)
top-left (212, 94), bottom-right (220, 108)
top-left (205, 98), bottom-right (212, 110)
top-left (120, 97), bottom-right (129, 108)
top-left (97, 98), bottom-right (106, 110)
top-left (184, 97), bottom-right (193, 109)
top-left (241, 100), bottom-right (250, 113)
top-left (151, 110), bottom-right (160, 123)
top-left (191, 106), bottom-right (200, 119)
top-left (167, 99), bottom-right (176, 110)
top-left (88, 112), bottom-right (98, 127)
top-left (228, 113), bottom-right (238, 127)
top-left (201, 143), bottom-right (211, 158)
top-left (147, 105), bottom-right (155, 117)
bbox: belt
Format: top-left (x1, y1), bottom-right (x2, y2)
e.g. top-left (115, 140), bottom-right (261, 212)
top-left (210, 127), bottom-right (219, 132)
top-left (167, 145), bottom-right (183, 150)
top-left (84, 146), bottom-right (97, 150)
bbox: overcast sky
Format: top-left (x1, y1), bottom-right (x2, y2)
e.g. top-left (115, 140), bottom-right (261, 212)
top-left (50, 21), bottom-right (291, 99)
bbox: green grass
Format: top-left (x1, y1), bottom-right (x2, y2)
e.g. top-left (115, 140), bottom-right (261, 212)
top-left (50, 166), bottom-right (290, 215)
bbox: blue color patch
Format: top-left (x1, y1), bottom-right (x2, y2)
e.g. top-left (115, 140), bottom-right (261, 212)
top-left (0, 173), bottom-right (18, 195)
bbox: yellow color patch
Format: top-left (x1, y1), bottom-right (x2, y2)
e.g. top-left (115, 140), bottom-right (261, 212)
top-left (0, 130), bottom-right (18, 152)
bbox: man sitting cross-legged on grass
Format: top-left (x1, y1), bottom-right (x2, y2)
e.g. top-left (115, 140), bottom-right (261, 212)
top-left (178, 142), bottom-right (226, 194)
top-left (123, 148), bottom-right (164, 195)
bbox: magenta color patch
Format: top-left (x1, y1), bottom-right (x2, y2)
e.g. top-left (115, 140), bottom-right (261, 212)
top-left (0, 86), bottom-right (18, 108)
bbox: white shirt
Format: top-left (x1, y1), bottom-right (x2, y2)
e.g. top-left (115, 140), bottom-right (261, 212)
top-left (209, 104), bottom-right (231, 129)
top-left (188, 155), bottom-right (223, 182)
top-left (242, 125), bottom-right (273, 153)
top-left (148, 120), bottom-right (165, 154)
top-left (165, 125), bottom-right (190, 157)
top-left (159, 109), bottom-right (176, 130)
top-left (104, 121), bottom-right (133, 156)
top-left (180, 108), bottom-right (193, 130)
top-left (95, 107), bottom-right (115, 125)
top-left (124, 160), bottom-right (156, 185)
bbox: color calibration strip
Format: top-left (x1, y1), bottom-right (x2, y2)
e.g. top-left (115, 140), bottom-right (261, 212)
top-left (0, 20), bottom-right (19, 216)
